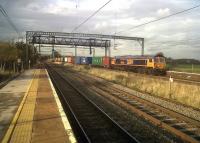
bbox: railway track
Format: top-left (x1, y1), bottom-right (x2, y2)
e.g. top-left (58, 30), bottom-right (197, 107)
top-left (46, 65), bottom-right (139, 143)
top-left (75, 65), bottom-right (200, 85)
top-left (0, 73), bottom-right (20, 89)
top-left (54, 64), bottom-right (200, 143)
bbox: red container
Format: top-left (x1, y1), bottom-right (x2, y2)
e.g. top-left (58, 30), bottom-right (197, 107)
top-left (67, 56), bottom-right (72, 63)
top-left (71, 56), bottom-right (75, 64)
top-left (103, 57), bottom-right (110, 67)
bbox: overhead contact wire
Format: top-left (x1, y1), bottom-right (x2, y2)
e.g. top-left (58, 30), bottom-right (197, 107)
top-left (71, 0), bottom-right (113, 32)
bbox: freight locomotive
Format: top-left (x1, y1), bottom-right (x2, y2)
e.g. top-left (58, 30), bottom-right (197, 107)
top-left (59, 53), bottom-right (166, 75)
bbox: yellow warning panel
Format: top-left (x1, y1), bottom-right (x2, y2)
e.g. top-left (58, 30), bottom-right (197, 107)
top-left (2, 70), bottom-right (40, 143)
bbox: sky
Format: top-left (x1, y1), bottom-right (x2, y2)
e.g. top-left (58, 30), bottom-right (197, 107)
top-left (0, 0), bottom-right (200, 59)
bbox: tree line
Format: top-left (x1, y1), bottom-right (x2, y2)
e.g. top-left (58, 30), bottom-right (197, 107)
top-left (0, 41), bottom-right (38, 73)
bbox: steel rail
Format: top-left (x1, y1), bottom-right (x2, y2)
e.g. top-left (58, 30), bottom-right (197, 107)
top-left (57, 65), bottom-right (200, 143)
top-left (59, 66), bottom-right (200, 123)
top-left (46, 66), bottom-right (91, 143)
top-left (46, 64), bottom-right (140, 143)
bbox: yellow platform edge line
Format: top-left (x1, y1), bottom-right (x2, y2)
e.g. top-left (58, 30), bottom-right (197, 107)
top-left (2, 70), bottom-right (36, 143)
top-left (45, 69), bottom-right (77, 143)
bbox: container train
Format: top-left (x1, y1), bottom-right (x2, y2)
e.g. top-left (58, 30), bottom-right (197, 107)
top-left (55, 54), bottom-right (166, 75)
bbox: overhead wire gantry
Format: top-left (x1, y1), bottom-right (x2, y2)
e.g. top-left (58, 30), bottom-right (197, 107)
top-left (26, 31), bottom-right (144, 66)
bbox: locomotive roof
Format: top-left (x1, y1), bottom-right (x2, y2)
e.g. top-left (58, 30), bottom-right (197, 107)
top-left (114, 55), bottom-right (155, 59)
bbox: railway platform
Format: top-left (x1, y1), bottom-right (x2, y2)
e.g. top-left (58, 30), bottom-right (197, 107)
top-left (0, 69), bottom-right (76, 143)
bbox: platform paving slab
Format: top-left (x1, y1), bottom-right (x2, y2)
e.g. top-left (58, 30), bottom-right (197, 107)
top-left (0, 70), bottom-right (34, 142)
top-left (31, 69), bottom-right (71, 143)
top-left (1, 69), bottom-right (76, 143)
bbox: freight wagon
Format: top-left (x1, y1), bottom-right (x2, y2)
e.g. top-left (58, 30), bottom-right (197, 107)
top-left (92, 57), bottom-right (110, 67)
top-left (59, 53), bottom-right (166, 75)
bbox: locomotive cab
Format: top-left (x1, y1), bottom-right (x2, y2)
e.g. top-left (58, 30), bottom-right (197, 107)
top-left (153, 56), bottom-right (166, 74)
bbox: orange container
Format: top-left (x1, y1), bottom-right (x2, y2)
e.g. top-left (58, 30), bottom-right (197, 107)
top-left (67, 57), bottom-right (72, 63)
top-left (111, 58), bottom-right (116, 65)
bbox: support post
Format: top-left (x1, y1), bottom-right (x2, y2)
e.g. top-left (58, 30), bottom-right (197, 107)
top-left (21, 61), bottom-right (24, 71)
top-left (75, 45), bottom-right (77, 65)
top-left (108, 42), bottom-right (111, 57)
top-left (29, 60), bottom-right (30, 69)
top-left (75, 45), bottom-right (77, 57)
top-left (26, 33), bottom-right (29, 69)
top-left (52, 36), bottom-right (55, 60)
top-left (13, 62), bottom-right (15, 73)
top-left (141, 38), bottom-right (144, 56)
top-left (39, 36), bottom-right (41, 54)
top-left (89, 39), bottom-right (92, 55)
top-left (52, 45), bottom-right (54, 59)
top-left (169, 76), bottom-right (173, 99)
top-left (105, 41), bottom-right (108, 57)
top-left (192, 64), bottom-right (194, 73)
top-left (90, 46), bottom-right (92, 55)
top-left (93, 48), bottom-right (95, 57)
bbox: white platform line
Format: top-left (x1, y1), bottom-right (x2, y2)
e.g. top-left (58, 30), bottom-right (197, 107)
top-left (46, 69), bottom-right (77, 143)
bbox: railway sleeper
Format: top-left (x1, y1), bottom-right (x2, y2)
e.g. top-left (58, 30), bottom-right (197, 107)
top-left (180, 127), bottom-right (198, 133)
top-left (129, 101), bottom-right (142, 106)
top-left (59, 66), bottom-right (200, 143)
top-left (144, 110), bottom-right (155, 115)
top-left (139, 108), bottom-right (149, 112)
top-left (152, 114), bottom-right (166, 119)
top-left (128, 101), bottom-right (141, 106)
top-left (162, 118), bottom-right (177, 124)
top-left (127, 100), bottom-right (138, 104)
top-left (171, 122), bottom-right (187, 128)
top-left (137, 105), bottom-right (146, 109)
top-left (192, 135), bottom-right (200, 141)
top-left (179, 129), bottom-right (199, 137)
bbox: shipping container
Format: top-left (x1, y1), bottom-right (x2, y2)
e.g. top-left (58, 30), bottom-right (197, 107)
top-left (92, 57), bottom-right (103, 65)
top-left (103, 57), bottom-right (110, 67)
top-left (75, 56), bottom-right (81, 64)
top-left (71, 56), bottom-right (75, 64)
top-left (67, 56), bottom-right (73, 63)
top-left (81, 57), bottom-right (93, 64)
top-left (111, 58), bottom-right (116, 65)
top-left (87, 57), bottom-right (92, 64)
top-left (80, 57), bottom-right (87, 64)
top-left (64, 57), bottom-right (68, 62)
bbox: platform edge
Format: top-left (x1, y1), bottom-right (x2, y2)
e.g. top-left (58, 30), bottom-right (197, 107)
top-left (45, 69), bottom-right (77, 143)
top-left (1, 70), bottom-right (36, 143)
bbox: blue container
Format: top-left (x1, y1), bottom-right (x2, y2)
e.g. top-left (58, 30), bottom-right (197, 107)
top-left (86, 57), bottom-right (92, 64)
top-left (80, 57), bottom-right (87, 64)
top-left (75, 56), bottom-right (81, 64)
top-left (80, 57), bottom-right (93, 64)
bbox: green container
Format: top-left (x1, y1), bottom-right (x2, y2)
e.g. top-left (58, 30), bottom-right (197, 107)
top-left (92, 57), bottom-right (103, 65)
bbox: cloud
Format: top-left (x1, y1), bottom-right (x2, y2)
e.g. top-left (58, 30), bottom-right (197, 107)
top-left (157, 8), bottom-right (170, 16)
top-left (0, 0), bottom-right (200, 59)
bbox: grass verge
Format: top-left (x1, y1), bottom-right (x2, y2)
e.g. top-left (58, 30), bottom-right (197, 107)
top-left (168, 64), bottom-right (200, 73)
top-left (67, 64), bottom-right (200, 109)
